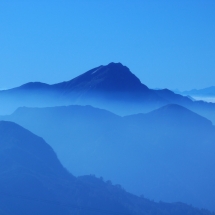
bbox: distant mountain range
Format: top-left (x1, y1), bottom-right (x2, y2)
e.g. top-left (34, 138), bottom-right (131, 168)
top-left (1, 62), bottom-right (215, 123)
top-left (2, 104), bottom-right (215, 211)
top-left (1, 120), bottom-right (213, 215)
top-left (175, 87), bottom-right (215, 103)
top-left (180, 86), bottom-right (215, 97)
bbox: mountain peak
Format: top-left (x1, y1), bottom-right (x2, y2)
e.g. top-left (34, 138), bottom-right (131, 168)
top-left (58, 62), bottom-right (148, 93)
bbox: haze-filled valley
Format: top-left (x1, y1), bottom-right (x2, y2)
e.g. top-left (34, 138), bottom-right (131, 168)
top-left (1, 63), bottom-right (215, 214)
top-left (1, 120), bottom-right (214, 215)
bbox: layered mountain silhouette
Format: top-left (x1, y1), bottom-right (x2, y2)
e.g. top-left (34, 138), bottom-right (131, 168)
top-left (1, 62), bottom-right (215, 212)
top-left (0, 63), bottom-right (166, 116)
top-left (1, 62), bottom-right (215, 123)
top-left (1, 120), bottom-right (212, 215)
top-left (2, 104), bottom-right (215, 211)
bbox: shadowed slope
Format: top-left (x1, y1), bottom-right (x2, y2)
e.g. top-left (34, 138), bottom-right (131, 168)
top-left (0, 121), bottom-right (74, 215)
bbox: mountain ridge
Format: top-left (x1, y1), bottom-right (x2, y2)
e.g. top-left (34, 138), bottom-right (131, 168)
top-left (0, 62), bottom-right (215, 123)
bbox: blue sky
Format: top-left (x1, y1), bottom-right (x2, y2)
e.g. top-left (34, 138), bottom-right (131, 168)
top-left (0, 0), bottom-right (215, 90)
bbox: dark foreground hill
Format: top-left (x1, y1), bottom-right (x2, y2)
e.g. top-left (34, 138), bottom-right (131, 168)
top-left (2, 105), bottom-right (215, 211)
top-left (0, 62), bottom-right (215, 123)
top-left (1, 121), bottom-right (213, 215)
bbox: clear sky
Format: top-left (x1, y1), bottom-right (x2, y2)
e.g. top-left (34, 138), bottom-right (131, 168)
top-left (0, 0), bottom-right (215, 91)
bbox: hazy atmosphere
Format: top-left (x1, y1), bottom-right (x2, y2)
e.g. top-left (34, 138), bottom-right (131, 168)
top-left (1, 1), bottom-right (215, 215)
top-left (1, 0), bottom-right (215, 90)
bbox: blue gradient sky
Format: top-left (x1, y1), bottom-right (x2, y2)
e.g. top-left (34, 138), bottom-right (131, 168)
top-left (0, 0), bottom-right (215, 90)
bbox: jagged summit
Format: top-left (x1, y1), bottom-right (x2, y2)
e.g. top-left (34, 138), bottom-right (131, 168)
top-left (54, 62), bottom-right (148, 93)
